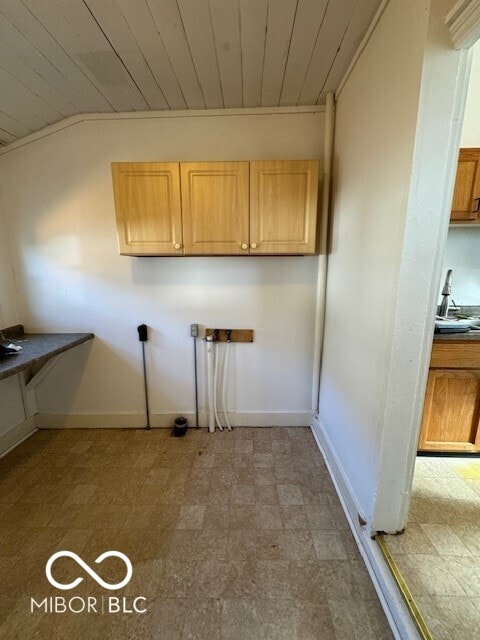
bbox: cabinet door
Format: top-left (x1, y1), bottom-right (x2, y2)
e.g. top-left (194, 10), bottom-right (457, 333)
top-left (112, 162), bottom-right (183, 255)
top-left (451, 149), bottom-right (480, 222)
top-left (418, 369), bottom-right (480, 452)
top-left (181, 162), bottom-right (249, 255)
top-left (250, 160), bottom-right (319, 255)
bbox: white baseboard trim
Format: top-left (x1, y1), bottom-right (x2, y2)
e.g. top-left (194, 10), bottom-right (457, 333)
top-left (0, 417), bottom-right (37, 458)
top-left (311, 417), bottom-right (421, 640)
top-left (36, 411), bottom-right (311, 429)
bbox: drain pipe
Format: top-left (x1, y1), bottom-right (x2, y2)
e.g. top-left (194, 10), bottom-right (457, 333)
top-left (206, 336), bottom-right (215, 433)
top-left (311, 92), bottom-right (336, 414)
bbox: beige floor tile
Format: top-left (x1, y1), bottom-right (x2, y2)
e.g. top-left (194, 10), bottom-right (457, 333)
top-left (160, 559), bottom-right (231, 598)
top-left (254, 484), bottom-right (279, 505)
top-left (253, 453), bottom-right (273, 468)
top-left (167, 530), bottom-right (228, 562)
top-left (284, 530), bottom-right (318, 563)
top-left (305, 503), bottom-right (336, 529)
top-left (63, 483), bottom-right (98, 505)
top-left (253, 468), bottom-right (276, 485)
top-left (202, 504), bottom-right (229, 531)
top-left (328, 597), bottom-right (394, 639)
top-left (144, 467), bottom-right (171, 485)
top-left (383, 456), bottom-right (480, 638)
top-left (455, 524), bottom-right (480, 556)
top-left (417, 595), bottom-right (480, 640)
top-left (0, 427), bottom-right (391, 640)
top-left (182, 598), bottom-right (222, 640)
top-left (221, 598), bottom-right (296, 640)
top-left (228, 529), bottom-right (286, 561)
top-left (281, 505), bottom-right (309, 530)
top-left (234, 440), bottom-right (253, 455)
top-left (317, 560), bottom-right (378, 600)
top-left (312, 529), bottom-right (348, 560)
top-left (228, 505), bottom-right (256, 530)
top-left (420, 523), bottom-right (473, 557)
top-left (253, 504), bottom-right (283, 529)
top-left (175, 505), bottom-right (206, 529)
top-left (277, 484), bottom-right (304, 505)
top-left (395, 555), bottom-right (466, 596)
top-left (231, 484), bottom-right (254, 505)
top-left (224, 559), bottom-right (292, 599)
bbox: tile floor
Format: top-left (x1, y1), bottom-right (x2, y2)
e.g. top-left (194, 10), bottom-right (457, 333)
top-left (384, 456), bottom-right (480, 640)
top-left (0, 427), bottom-right (393, 640)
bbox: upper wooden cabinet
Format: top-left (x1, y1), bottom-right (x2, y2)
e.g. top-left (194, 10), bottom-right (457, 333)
top-left (181, 162), bottom-right (249, 255)
top-left (250, 160), bottom-right (319, 255)
top-left (451, 148), bottom-right (480, 223)
top-left (111, 159), bottom-right (319, 256)
top-left (112, 162), bottom-right (183, 256)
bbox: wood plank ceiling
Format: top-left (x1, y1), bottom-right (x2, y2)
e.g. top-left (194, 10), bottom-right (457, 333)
top-left (0, 0), bottom-right (382, 146)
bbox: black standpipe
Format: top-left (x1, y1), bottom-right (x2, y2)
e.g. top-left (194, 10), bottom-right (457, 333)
top-left (137, 324), bottom-right (151, 430)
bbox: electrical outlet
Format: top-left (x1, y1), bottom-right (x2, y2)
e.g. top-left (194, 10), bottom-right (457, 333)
top-left (190, 324), bottom-right (199, 338)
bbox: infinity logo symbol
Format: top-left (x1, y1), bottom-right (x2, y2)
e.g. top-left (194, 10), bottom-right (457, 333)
top-left (46, 551), bottom-right (133, 591)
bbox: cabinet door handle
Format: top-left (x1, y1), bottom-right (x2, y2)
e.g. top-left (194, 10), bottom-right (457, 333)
top-left (473, 198), bottom-right (480, 213)
top-left (174, 243), bottom-right (182, 250)
top-left (241, 243), bottom-right (248, 250)
top-left (251, 243), bottom-right (258, 250)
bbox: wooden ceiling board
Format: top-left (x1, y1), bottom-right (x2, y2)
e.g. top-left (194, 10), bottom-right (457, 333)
top-left (114, 0), bottom-right (187, 109)
top-left (83, 0), bottom-right (167, 109)
top-left (0, 0), bottom-right (111, 111)
top-left (209, 0), bottom-right (243, 108)
top-left (146, 0), bottom-right (206, 109)
top-left (279, 0), bottom-right (329, 106)
top-left (238, 0), bottom-right (268, 108)
top-left (261, 0), bottom-right (298, 107)
top-left (0, 0), bottom-right (382, 146)
top-left (176, 0), bottom-right (223, 108)
top-left (0, 36), bottom-right (77, 118)
top-left (0, 65), bottom-right (63, 123)
top-left (317, 0), bottom-right (383, 104)
top-left (299, 0), bottom-right (356, 105)
top-left (23, 0), bottom-right (135, 112)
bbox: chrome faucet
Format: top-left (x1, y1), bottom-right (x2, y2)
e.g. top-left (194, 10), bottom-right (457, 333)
top-left (439, 269), bottom-right (452, 317)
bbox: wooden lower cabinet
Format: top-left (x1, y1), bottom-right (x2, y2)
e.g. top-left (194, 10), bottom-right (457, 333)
top-left (419, 369), bottom-right (480, 452)
top-left (419, 339), bottom-right (480, 453)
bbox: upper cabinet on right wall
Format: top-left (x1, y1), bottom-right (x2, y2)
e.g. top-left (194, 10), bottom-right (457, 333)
top-left (250, 160), bottom-right (319, 255)
top-left (451, 148), bottom-right (480, 223)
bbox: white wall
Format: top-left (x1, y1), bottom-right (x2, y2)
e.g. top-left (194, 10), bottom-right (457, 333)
top-left (0, 109), bottom-right (324, 428)
top-left (461, 40), bottom-right (480, 146)
top-left (0, 181), bottom-right (25, 453)
top-left (0, 189), bottom-right (18, 328)
top-left (315, 0), bottom-right (466, 535)
top-left (442, 227), bottom-right (480, 304)
top-left (317, 0), bottom-right (429, 520)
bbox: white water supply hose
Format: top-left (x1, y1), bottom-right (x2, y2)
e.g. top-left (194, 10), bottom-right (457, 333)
top-left (222, 341), bottom-right (233, 430)
top-left (206, 336), bottom-right (215, 433)
top-left (213, 341), bottom-right (223, 431)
